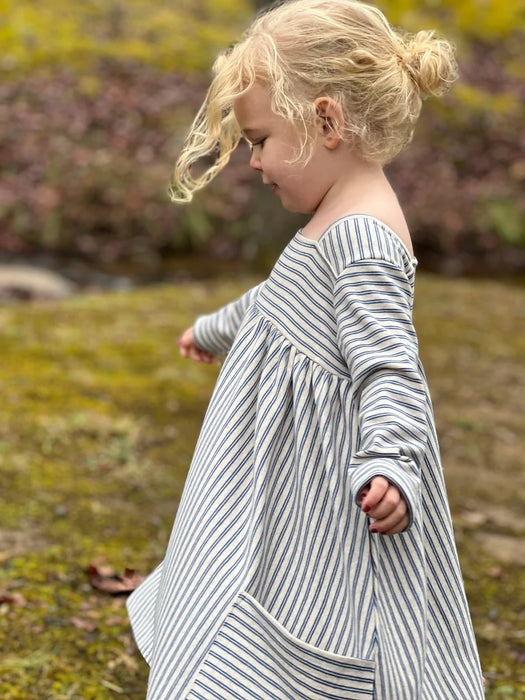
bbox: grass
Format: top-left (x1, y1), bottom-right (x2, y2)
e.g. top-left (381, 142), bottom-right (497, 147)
top-left (0, 273), bottom-right (523, 698)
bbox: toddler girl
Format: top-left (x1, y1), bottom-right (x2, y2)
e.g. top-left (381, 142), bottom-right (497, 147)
top-left (128, 1), bottom-right (484, 697)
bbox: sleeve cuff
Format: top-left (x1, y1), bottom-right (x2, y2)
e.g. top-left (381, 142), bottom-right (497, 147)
top-left (193, 314), bottom-right (232, 356)
top-left (349, 458), bottom-right (421, 531)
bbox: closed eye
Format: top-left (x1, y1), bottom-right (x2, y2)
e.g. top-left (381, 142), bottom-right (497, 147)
top-left (250, 137), bottom-right (267, 151)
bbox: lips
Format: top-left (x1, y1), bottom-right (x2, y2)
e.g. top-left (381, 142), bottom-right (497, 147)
top-left (263, 180), bottom-right (278, 193)
top-left (261, 176), bottom-right (278, 195)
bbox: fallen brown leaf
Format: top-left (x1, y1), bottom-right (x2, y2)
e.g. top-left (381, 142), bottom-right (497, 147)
top-left (488, 566), bottom-right (505, 579)
top-left (105, 616), bottom-right (129, 626)
top-left (0, 592), bottom-right (26, 607)
top-left (71, 616), bottom-right (98, 632)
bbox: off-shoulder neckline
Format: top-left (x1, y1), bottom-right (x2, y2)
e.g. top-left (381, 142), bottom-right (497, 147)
top-left (295, 214), bottom-right (418, 266)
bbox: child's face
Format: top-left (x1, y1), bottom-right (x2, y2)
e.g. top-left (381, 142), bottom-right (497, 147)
top-left (233, 83), bottom-right (334, 214)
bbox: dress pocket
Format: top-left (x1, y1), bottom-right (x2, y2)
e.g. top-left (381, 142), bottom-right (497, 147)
top-left (187, 591), bottom-right (375, 700)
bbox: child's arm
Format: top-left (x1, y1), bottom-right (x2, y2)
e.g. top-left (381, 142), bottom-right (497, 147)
top-left (334, 259), bottom-right (426, 534)
top-left (185, 281), bottom-right (265, 358)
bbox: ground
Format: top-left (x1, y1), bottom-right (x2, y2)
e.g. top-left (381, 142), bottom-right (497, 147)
top-left (0, 274), bottom-right (523, 699)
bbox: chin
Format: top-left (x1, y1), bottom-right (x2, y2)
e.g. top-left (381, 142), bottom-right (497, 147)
top-left (281, 199), bottom-right (316, 215)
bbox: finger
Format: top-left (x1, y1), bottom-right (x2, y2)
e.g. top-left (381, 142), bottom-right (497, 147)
top-left (378, 513), bottom-right (410, 536)
top-left (189, 346), bottom-right (203, 362)
top-left (367, 485), bottom-right (402, 520)
top-left (179, 327), bottom-right (194, 343)
top-left (357, 484), bottom-right (370, 503)
top-left (361, 476), bottom-right (389, 512)
top-left (370, 501), bottom-right (408, 534)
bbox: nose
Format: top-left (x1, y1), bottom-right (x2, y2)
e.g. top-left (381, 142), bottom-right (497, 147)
top-left (249, 150), bottom-right (262, 171)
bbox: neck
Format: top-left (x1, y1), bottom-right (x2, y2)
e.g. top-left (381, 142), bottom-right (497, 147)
top-left (302, 156), bottom-right (389, 238)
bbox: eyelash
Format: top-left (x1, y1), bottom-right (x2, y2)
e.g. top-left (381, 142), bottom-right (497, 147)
top-left (250, 138), bottom-right (267, 151)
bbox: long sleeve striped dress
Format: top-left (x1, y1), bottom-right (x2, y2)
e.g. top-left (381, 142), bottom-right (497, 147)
top-left (127, 215), bottom-right (484, 699)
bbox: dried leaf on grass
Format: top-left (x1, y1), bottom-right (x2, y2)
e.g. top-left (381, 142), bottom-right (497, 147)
top-left (86, 564), bottom-right (144, 595)
top-left (70, 616), bottom-right (98, 632)
top-left (0, 592), bottom-right (26, 606)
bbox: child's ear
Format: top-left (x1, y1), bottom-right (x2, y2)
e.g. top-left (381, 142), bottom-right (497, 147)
top-left (314, 97), bottom-right (344, 150)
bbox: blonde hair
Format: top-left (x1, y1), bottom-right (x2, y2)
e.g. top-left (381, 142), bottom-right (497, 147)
top-left (172, 0), bottom-right (457, 202)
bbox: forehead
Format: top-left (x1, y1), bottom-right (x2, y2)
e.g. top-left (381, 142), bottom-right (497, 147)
top-left (233, 83), bottom-right (275, 130)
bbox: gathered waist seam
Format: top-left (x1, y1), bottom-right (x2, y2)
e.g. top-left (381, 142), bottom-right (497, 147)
top-left (244, 302), bottom-right (352, 381)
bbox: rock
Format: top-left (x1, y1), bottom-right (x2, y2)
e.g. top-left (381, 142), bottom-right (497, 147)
top-left (0, 265), bottom-right (74, 301)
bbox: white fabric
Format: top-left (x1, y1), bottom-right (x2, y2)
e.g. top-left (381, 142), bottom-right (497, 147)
top-left (127, 215), bottom-right (483, 699)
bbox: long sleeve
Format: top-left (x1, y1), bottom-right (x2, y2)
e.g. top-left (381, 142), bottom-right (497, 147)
top-left (193, 282), bottom-right (265, 356)
top-left (333, 259), bottom-right (427, 529)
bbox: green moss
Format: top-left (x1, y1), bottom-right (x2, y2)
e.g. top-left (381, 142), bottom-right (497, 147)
top-left (0, 280), bottom-right (250, 698)
top-left (414, 274), bottom-right (525, 695)
top-left (0, 274), bottom-right (524, 696)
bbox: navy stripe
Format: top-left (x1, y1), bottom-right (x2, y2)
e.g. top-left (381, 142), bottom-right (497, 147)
top-left (127, 215), bottom-right (483, 699)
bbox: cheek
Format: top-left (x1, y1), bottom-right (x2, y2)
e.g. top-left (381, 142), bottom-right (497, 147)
top-left (262, 142), bottom-right (294, 171)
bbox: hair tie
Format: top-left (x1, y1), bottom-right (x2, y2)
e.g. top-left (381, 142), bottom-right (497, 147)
top-left (396, 48), bottom-right (418, 86)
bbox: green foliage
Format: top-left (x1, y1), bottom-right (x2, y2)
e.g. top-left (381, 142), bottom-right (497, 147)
top-left (483, 199), bottom-right (525, 246)
top-left (0, 0), bottom-right (524, 269)
top-left (486, 688), bottom-right (525, 700)
top-left (0, 0), bottom-right (251, 75)
top-left (377, 0), bottom-right (525, 40)
top-left (2, 0), bottom-right (523, 77)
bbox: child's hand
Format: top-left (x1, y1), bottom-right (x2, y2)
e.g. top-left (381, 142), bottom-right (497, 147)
top-left (178, 327), bottom-right (217, 364)
top-left (359, 476), bottom-right (409, 535)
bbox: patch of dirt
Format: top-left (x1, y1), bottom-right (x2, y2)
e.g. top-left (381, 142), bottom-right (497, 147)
top-left (475, 533), bottom-right (525, 567)
top-left (459, 505), bottom-right (525, 534)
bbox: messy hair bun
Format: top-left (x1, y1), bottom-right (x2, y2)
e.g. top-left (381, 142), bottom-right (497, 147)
top-left (398, 30), bottom-right (457, 99)
top-left (173, 0), bottom-right (458, 202)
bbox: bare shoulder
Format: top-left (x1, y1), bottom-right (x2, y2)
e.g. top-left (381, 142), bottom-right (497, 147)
top-left (349, 174), bottom-right (415, 256)
top-left (374, 210), bottom-right (414, 257)
top-left (301, 208), bottom-right (414, 256)
top-left (356, 191), bottom-right (414, 257)
top-left (301, 173), bottom-right (415, 257)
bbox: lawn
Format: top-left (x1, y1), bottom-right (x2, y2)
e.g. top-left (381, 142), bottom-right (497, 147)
top-left (0, 273), bottom-right (523, 698)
